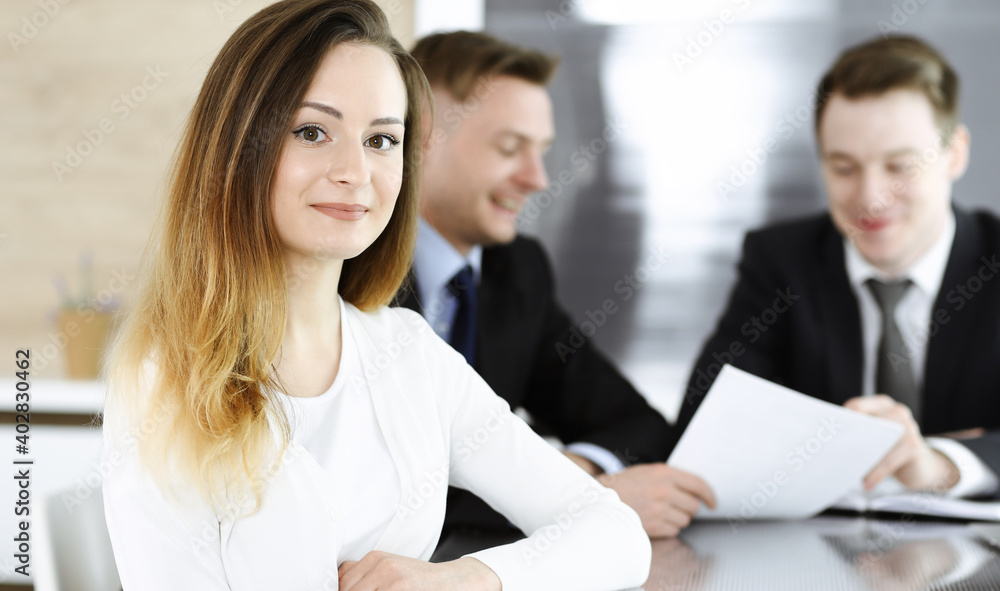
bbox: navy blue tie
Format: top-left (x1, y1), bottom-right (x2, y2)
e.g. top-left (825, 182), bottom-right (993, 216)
top-left (447, 265), bottom-right (476, 366)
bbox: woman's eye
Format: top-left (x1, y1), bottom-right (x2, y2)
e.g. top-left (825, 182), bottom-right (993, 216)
top-left (364, 133), bottom-right (400, 151)
top-left (292, 125), bottom-right (328, 143)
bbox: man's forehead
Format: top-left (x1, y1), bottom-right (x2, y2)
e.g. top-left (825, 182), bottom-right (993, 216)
top-left (819, 90), bottom-right (942, 153)
top-left (463, 92), bottom-right (553, 140)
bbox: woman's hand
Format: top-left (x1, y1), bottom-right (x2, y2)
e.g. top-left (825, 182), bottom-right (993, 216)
top-left (338, 551), bottom-right (501, 591)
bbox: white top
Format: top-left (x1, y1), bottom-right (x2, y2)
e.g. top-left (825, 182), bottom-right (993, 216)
top-left (102, 301), bottom-right (650, 591)
top-left (843, 211), bottom-right (998, 498)
top-left (279, 297), bottom-right (398, 562)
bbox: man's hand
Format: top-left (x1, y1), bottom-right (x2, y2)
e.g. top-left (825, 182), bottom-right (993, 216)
top-left (597, 463), bottom-right (716, 538)
top-left (844, 395), bottom-right (960, 491)
top-left (563, 451), bottom-right (602, 475)
top-left (339, 552), bottom-right (500, 591)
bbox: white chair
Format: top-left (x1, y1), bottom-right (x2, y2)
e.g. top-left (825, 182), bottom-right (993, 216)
top-left (34, 483), bottom-right (121, 591)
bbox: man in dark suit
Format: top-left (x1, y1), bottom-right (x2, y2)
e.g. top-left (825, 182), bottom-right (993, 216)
top-left (681, 36), bottom-right (1000, 498)
top-left (399, 31), bottom-right (715, 540)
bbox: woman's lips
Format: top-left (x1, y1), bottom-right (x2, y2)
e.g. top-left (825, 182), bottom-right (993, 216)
top-left (311, 202), bottom-right (369, 221)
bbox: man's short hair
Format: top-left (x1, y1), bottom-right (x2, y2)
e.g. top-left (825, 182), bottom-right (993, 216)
top-left (815, 35), bottom-right (960, 139)
top-left (410, 30), bottom-right (559, 101)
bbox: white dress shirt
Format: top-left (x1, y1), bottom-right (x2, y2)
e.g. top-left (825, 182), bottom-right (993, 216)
top-left (102, 300), bottom-right (650, 590)
top-left (843, 211), bottom-right (998, 497)
top-left (413, 219), bottom-right (626, 474)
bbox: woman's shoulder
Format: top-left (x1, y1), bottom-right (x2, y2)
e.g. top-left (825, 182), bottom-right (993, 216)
top-left (343, 301), bottom-right (436, 342)
top-left (343, 301), bottom-right (469, 387)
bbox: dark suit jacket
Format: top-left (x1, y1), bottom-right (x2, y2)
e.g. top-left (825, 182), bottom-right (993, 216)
top-left (396, 235), bottom-right (673, 534)
top-left (676, 208), bottom-right (1000, 488)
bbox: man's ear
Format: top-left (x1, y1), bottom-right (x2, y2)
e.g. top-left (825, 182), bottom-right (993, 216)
top-left (421, 87), bottom-right (460, 154)
top-left (419, 105), bottom-right (436, 153)
top-left (945, 124), bottom-right (970, 181)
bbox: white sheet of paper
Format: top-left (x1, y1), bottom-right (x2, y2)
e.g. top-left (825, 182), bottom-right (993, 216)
top-left (668, 365), bottom-right (904, 521)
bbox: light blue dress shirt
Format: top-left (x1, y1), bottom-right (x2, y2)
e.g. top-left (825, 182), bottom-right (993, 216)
top-left (413, 218), bottom-right (482, 343)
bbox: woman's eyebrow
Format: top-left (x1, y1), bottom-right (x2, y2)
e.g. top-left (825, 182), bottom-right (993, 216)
top-left (302, 101), bottom-right (402, 127)
top-left (303, 101), bottom-right (342, 119)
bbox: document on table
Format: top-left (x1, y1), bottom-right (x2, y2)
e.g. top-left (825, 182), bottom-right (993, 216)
top-left (668, 365), bottom-right (904, 520)
top-left (831, 478), bottom-right (1000, 521)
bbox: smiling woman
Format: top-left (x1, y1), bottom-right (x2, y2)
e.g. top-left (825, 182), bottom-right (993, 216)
top-left (99, 1), bottom-right (650, 590)
top-left (272, 43), bottom-right (407, 265)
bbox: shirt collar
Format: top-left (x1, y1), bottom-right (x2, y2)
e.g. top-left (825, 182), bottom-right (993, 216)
top-left (843, 209), bottom-right (956, 299)
top-left (413, 217), bottom-right (482, 305)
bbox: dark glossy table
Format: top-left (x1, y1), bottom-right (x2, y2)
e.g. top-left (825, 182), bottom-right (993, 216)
top-left (435, 515), bottom-right (1000, 590)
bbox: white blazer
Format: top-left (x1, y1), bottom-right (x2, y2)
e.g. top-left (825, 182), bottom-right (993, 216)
top-left (103, 303), bottom-right (651, 590)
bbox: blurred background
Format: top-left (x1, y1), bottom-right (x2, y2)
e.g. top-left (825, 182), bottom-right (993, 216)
top-left (2, 0), bottom-right (1000, 585)
top-left (5, 0), bottom-right (1000, 414)
top-left (484, 0), bottom-right (1000, 422)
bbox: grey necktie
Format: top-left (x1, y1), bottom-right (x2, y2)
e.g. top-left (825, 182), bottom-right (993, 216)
top-left (866, 278), bottom-right (920, 422)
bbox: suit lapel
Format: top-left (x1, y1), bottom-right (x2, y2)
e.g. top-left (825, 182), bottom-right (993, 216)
top-left (923, 208), bottom-right (979, 430)
top-left (473, 247), bottom-right (503, 379)
top-left (816, 217), bottom-right (864, 403)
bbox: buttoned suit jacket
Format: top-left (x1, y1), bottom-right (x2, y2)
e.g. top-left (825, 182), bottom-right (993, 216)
top-left (676, 207), bottom-right (1000, 488)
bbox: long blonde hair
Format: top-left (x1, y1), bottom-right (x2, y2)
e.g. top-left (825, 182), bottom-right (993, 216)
top-left (107, 0), bottom-right (430, 513)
